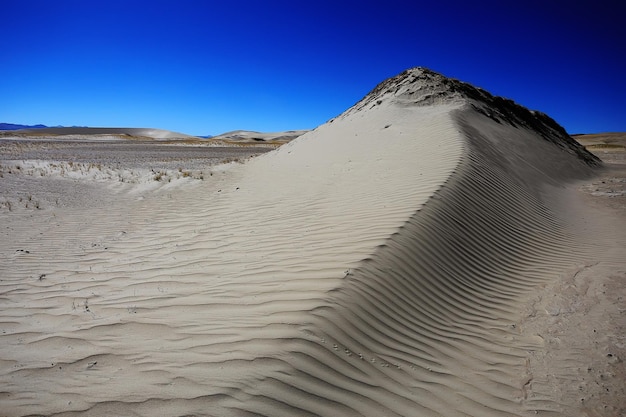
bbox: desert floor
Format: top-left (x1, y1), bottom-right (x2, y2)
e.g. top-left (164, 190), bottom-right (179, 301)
top-left (521, 134), bottom-right (626, 415)
top-left (0, 138), bottom-right (271, 211)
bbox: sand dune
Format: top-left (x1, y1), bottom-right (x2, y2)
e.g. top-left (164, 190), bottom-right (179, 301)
top-left (1, 68), bottom-right (624, 416)
top-left (211, 130), bottom-right (309, 143)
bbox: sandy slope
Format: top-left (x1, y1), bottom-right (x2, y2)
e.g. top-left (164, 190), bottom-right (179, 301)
top-left (0, 68), bottom-right (624, 416)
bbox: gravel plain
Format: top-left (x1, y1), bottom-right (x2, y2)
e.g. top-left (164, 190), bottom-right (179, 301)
top-left (0, 138), bottom-right (272, 170)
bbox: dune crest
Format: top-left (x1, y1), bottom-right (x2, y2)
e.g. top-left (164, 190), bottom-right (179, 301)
top-left (1, 68), bottom-right (623, 416)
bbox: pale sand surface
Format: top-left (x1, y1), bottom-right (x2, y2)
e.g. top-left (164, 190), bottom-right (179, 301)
top-left (1, 68), bottom-right (625, 416)
top-left (519, 133), bottom-right (626, 416)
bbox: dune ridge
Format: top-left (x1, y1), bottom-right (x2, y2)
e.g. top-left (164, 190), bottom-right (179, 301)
top-left (1, 68), bottom-right (623, 416)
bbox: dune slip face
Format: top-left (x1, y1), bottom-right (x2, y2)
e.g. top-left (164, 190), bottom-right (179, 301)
top-left (1, 68), bottom-right (624, 416)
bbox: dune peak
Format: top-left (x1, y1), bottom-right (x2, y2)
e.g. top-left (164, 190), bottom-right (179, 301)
top-left (345, 67), bottom-right (599, 166)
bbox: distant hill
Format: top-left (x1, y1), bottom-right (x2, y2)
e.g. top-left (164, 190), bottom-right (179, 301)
top-left (0, 123), bottom-right (48, 130)
top-left (1, 123), bottom-right (307, 142)
top-left (211, 130), bottom-right (309, 143)
top-left (1, 126), bottom-right (196, 140)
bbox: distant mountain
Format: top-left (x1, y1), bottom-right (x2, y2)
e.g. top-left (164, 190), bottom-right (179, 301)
top-left (0, 123), bottom-right (48, 130)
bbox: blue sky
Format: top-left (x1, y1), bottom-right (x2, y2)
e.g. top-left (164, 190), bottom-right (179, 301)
top-left (1, 0), bottom-right (624, 135)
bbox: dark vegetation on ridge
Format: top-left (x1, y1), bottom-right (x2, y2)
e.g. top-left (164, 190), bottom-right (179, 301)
top-left (352, 67), bottom-right (601, 167)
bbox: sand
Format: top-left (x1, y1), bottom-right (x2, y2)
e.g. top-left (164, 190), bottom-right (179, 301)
top-left (0, 68), bottom-right (624, 416)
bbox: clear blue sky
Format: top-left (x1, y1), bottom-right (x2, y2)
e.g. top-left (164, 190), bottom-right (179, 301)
top-left (1, 0), bottom-right (624, 135)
